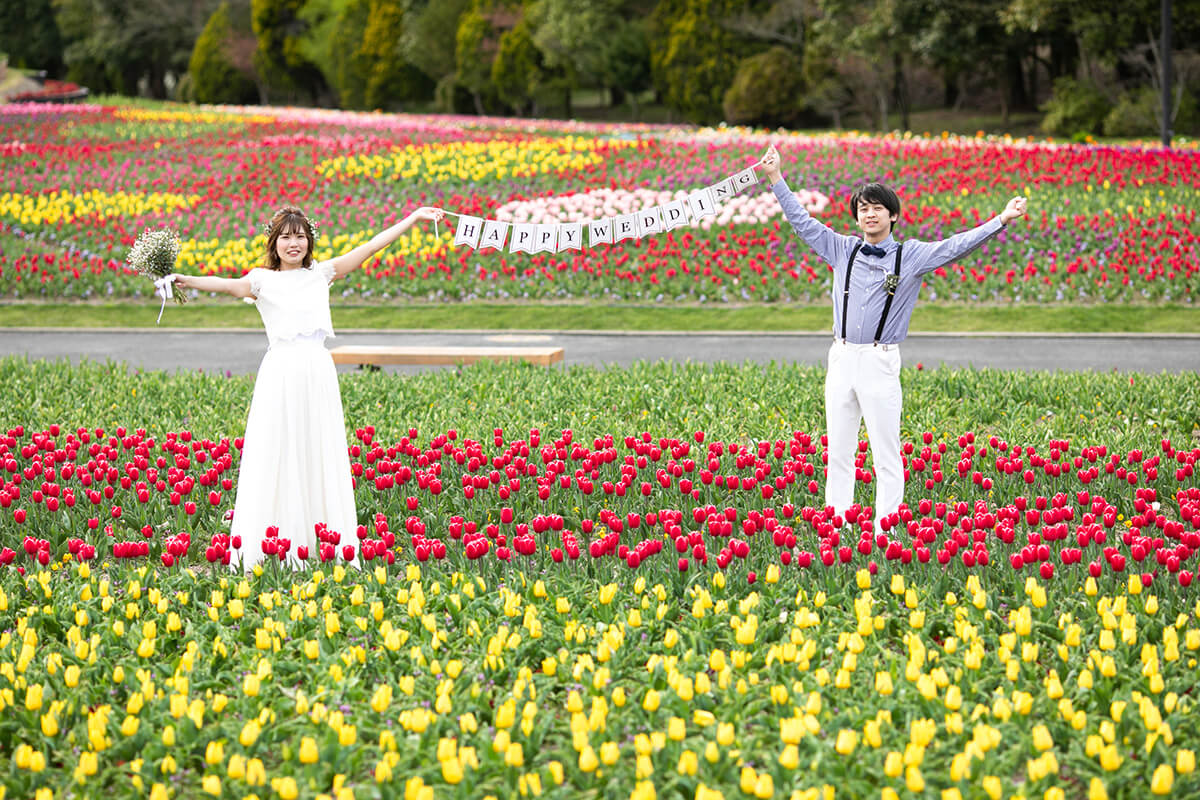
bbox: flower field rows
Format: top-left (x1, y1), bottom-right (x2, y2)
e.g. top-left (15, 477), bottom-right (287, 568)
top-left (1, 358), bottom-right (1199, 798)
top-left (0, 102), bottom-right (1197, 304)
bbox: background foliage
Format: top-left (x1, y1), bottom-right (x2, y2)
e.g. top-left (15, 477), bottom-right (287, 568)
top-left (14, 0), bottom-right (1198, 135)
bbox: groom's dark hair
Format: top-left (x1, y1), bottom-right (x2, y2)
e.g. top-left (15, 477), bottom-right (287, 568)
top-left (850, 183), bottom-right (901, 230)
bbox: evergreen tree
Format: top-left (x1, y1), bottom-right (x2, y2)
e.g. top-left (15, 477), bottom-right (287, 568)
top-left (189, 2), bottom-right (258, 104)
top-left (455, 0), bottom-right (519, 114)
top-left (360, 0), bottom-right (434, 110)
top-left (491, 17), bottom-right (542, 113)
top-left (653, 0), bottom-right (758, 124)
top-left (250, 0), bottom-right (326, 103)
top-left (328, 0), bottom-right (371, 108)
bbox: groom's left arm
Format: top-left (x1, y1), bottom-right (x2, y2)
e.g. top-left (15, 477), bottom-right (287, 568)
top-left (909, 197), bottom-right (1026, 277)
top-left (907, 216), bottom-right (1006, 277)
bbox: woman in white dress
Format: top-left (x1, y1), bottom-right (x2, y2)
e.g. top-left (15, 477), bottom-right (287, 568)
top-left (171, 205), bottom-right (444, 571)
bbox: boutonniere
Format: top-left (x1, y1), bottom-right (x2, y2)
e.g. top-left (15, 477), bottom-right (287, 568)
top-left (883, 274), bottom-right (900, 293)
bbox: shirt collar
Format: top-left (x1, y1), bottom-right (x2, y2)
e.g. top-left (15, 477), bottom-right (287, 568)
top-left (869, 235), bottom-right (897, 252)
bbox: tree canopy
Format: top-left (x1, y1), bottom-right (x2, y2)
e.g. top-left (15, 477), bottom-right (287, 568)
top-left (23, 0), bottom-right (1200, 135)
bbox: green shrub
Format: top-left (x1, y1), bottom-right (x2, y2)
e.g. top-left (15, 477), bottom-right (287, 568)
top-left (723, 46), bottom-right (805, 128)
top-left (1040, 76), bottom-right (1111, 138)
top-left (1103, 86), bottom-right (1200, 137)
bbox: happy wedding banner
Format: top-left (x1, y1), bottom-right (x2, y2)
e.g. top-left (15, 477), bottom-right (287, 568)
top-left (447, 164), bottom-right (762, 253)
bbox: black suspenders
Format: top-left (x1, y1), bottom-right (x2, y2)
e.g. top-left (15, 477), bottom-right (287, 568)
top-left (839, 243), bottom-right (863, 341)
top-left (873, 243), bottom-right (903, 345)
top-left (840, 242), bottom-right (904, 345)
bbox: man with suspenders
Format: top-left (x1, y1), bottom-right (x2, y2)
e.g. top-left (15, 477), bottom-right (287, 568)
top-left (758, 144), bottom-right (1028, 530)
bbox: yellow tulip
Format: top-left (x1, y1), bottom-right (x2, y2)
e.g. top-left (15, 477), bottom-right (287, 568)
top-left (905, 766), bottom-right (925, 792)
top-left (441, 757), bottom-right (463, 784)
top-left (277, 777), bottom-right (298, 800)
top-left (1032, 724), bottom-right (1053, 751)
top-left (299, 737), bottom-right (319, 764)
top-left (1150, 764), bottom-right (1174, 794)
top-left (239, 720), bottom-right (260, 747)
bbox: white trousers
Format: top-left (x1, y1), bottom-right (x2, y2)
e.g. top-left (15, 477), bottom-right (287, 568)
top-left (824, 340), bottom-right (904, 525)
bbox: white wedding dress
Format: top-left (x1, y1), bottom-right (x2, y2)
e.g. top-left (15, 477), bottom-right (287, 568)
top-left (230, 261), bottom-right (357, 570)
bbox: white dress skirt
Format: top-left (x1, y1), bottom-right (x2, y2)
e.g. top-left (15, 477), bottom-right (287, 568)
top-left (230, 262), bottom-right (358, 571)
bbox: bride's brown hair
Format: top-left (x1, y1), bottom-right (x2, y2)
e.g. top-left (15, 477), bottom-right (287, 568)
top-left (263, 207), bottom-right (316, 270)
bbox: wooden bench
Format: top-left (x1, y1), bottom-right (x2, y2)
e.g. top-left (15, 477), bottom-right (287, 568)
top-left (330, 345), bottom-right (564, 368)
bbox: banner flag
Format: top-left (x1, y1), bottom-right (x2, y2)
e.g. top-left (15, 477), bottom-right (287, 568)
top-left (661, 199), bottom-right (689, 231)
top-left (637, 206), bottom-right (664, 237)
top-left (588, 218), bottom-right (614, 246)
top-left (558, 222), bottom-right (583, 251)
top-left (453, 215), bottom-right (483, 248)
top-left (709, 178), bottom-right (736, 204)
top-left (510, 223), bottom-right (536, 254)
top-left (732, 167), bottom-right (759, 194)
top-left (614, 213), bottom-right (638, 242)
top-left (687, 189), bottom-right (716, 221)
top-left (534, 224), bottom-right (558, 253)
top-left (479, 220), bottom-right (510, 251)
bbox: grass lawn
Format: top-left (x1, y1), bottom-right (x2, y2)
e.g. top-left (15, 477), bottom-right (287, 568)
top-left (0, 301), bottom-right (1195, 333)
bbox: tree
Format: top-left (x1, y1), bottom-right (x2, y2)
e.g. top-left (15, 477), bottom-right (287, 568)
top-left (600, 18), bottom-right (652, 115)
top-left (331, 0), bottom-right (371, 109)
top-left (492, 17), bottom-right (545, 114)
top-left (359, 0), bottom-right (434, 109)
top-left (455, 0), bottom-right (520, 114)
top-left (250, 0), bottom-right (326, 103)
top-left (723, 45), bottom-right (804, 127)
top-left (53, 0), bottom-right (216, 97)
top-left (0, 0), bottom-right (65, 76)
top-left (804, 0), bottom-right (894, 130)
top-left (526, 0), bottom-right (609, 110)
top-left (400, 0), bottom-right (471, 91)
top-left (313, 0), bottom-right (371, 108)
top-left (652, 0), bottom-right (760, 124)
top-left (189, 1), bottom-right (259, 103)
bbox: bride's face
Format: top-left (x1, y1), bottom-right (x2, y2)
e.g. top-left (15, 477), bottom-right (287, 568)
top-left (276, 224), bottom-right (311, 268)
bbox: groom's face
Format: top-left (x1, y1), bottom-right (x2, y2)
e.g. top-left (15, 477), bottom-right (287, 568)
top-left (856, 201), bottom-right (896, 236)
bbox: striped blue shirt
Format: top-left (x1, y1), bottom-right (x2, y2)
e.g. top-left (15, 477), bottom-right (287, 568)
top-left (773, 180), bottom-right (1005, 344)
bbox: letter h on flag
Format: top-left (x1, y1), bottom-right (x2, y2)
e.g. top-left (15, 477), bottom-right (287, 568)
top-left (454, 215), bottom-right (483, 248)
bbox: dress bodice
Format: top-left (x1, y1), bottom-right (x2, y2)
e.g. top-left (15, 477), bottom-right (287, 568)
top-left (246, 261), bottom-right (336, 347)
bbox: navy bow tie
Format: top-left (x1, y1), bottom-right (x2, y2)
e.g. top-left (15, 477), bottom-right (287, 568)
top-left (861, 243), bottom-right (887, 258)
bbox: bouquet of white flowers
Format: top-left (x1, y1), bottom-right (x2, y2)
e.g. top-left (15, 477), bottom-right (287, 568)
top-left (126, 228), bottom-right (184, 322)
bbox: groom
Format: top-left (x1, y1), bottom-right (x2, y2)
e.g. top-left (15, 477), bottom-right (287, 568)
top-left (759, 144), bottom-right (1027, 530)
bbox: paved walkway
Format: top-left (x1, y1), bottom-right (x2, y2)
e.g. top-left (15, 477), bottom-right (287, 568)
top-left (1, 329), bottom-right (1196, 374)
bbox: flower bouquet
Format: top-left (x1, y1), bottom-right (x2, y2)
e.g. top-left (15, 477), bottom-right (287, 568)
top-left (126, 228), bottom-right (184, 322)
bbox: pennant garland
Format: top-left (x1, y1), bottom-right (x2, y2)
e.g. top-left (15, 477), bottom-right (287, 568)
top-left (449, 164), bottom-right (763, 254)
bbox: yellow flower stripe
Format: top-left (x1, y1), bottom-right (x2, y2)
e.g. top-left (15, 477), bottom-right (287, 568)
top-left (316, 136), bottom-right (640, 184)
top-left (0, 190), bottom-right (198, 227)
top-left (113, 108), bottom-right (276, 126)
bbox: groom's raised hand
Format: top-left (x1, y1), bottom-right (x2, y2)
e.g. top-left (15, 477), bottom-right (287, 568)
top-left (1000, 196), bottom-right (1027, 225)
top-left (760, 144), bottom-right (782, 185)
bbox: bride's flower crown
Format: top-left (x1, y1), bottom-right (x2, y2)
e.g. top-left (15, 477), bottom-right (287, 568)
top-left (261, 208), bottom-right (320, 240)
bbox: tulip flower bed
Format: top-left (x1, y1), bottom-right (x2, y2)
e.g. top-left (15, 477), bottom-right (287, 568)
top-left (0, 102), bottom-right (1197, 305)
top-left (1, 357), bottom-right (1199, 798)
